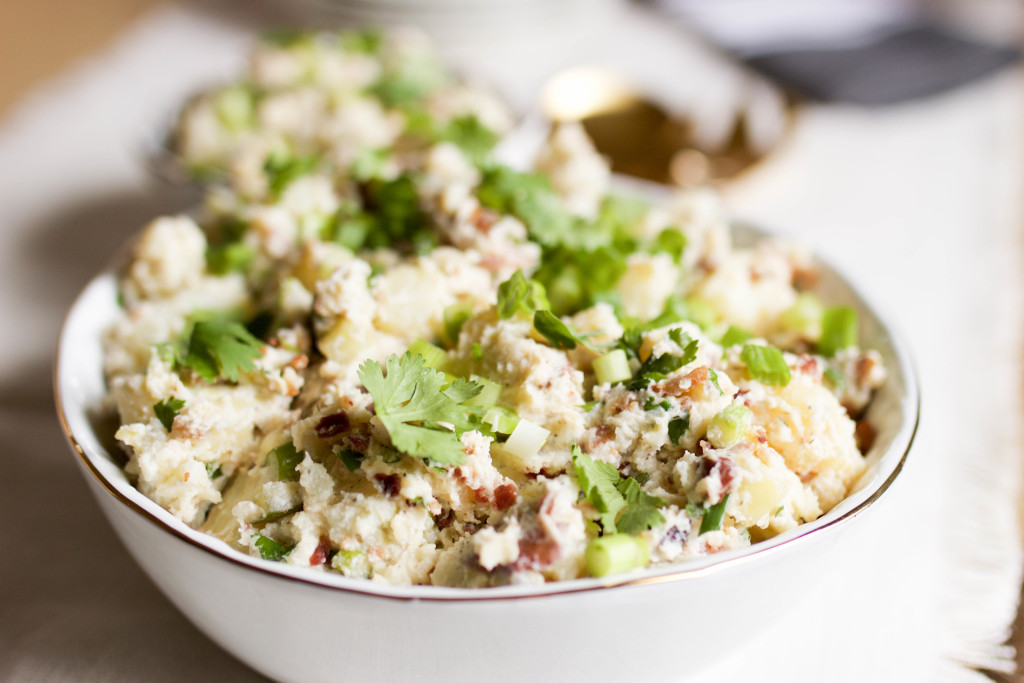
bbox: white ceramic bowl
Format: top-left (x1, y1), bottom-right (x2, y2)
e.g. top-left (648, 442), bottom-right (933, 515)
top-left (55, 223), bottom-right (918, 682)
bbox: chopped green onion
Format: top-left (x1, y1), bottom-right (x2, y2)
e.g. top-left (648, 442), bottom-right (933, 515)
top-left (471, 342), bottom-right (484, 361)
top-left (719, 325), bottom-right (753, 348)
top-left (699, 494), bottom-right (730, 534)
top-left (683, 296), bottom-right (717, 330)
top-left (206, 241), bottom-right (254, 275)
top-left (707, 405), bottom-right (752, 448)
top-left (818, 306), bottom-right (858, 357)
top-left (483, 406), bottom-right (520, 435)
top-left (585, 534), bottom-right (649, 577)
top-left (214, 85), bottom-right (255, 131)
top-left (408, 338), bottom-right (447, 370)
top-left (708, 369), bottom-right (724, 396)
top-left (205, 462), bottom-right (223, 481)
top-left (779, 293), bottom-right (823, 336)
top-left (337, 448), bottom-right (363, 472)
top-left (266, 441), bottom-right (303, 481)
top-left (465, 376), bottom-right (501, 407)
top-left (442, 301), bottom-right (474, 348)
top-left (331, 549), bottom-right (372, 578)
top-left (823, 366), bottom-right (846, 391)
top-left (499, 418), bottom-right (549, 463)
top-left (740, 344), bottom-right (791, 386)
top-left (254, 533), bottom-right (294, 561)
top-left (593, 349), bottom-right (631, 385)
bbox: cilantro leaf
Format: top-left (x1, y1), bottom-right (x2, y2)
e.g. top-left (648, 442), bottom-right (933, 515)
top-left (177, 314), bottom-right (263, 383)
top-left (358, 352), bottom-right (483, 465)
top-left (437, 114), bottom-right (499, 163)
top-left (533, 310), bottom-right (584, 350)
top-left (668, 413), bottom-right (690, 445)
top-left (740, 344), bottom-right (791, 386)
top-left (476, 165), bottom-right (572, 247)
top-left (254, 533), bottom-right (294, 561)
top-left (153, 397), bottom-right (185, 432)
top-left (572, 445), bottom-right (665, 535)
top-left (496, 270), bottom-right (550, 319)
top-left (572, 445), bottom-right (626, 533)
top-left (643, 397), bottom-right (671, 411)
top-left (627, 330), bottom-right (698, 391)
top-left (614, 477), bottom-right (666, 535)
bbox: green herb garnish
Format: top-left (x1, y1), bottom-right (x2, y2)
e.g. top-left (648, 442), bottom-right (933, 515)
top-left (668, 413), bottom-right (690, 445)
top-left (254, 533), bottom-right (294, 561)
top-left (572, 445), bottom-right (665, 535)
top-left (153, 397), bottom-right (184, 432)
top-left (699, 495), bottom-right (730, 534)
top-left (176, 314), bottom-right (263, 383)
top-left (266, 441), bottom-right (303, 481)
top-left (358, 352), bottom-right (484, 465)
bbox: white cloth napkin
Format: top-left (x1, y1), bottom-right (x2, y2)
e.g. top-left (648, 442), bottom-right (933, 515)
top-left (0, 3), bottom-right (1020, 681)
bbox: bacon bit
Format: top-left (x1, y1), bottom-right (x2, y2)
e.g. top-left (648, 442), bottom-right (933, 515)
top-left (715, 458), bottom-right (737, 493)
top-left (309, 538), bottom-right (331, 566)
top-left (855, 420), bottom-right (877, 453)
top-left (345, 431), bottom-right (371, 454)
top-left (792, 265), bottom-right (820, 291)
top-left (797, 355), bottom-right (821, 380)
top-left (662, 366), bottom-right (709, 399)
top-left (754, 428), bottom-right (768, 444)
top-left (183, 472), bottom-right (190, 482)
top-left (374, 473), bottom-right (402, 497)
top-left (515, 530), bottom-right (560, 570)
top-left (288, 354), bottom-right (309, 371)
top-left (493, 483), bottom-right (518, 511)
top-left (315, 412), bottom-right (350, 439)
top-left (435, 507), bottom-right (454, 530)
top-left (340, 396), bottom-right (355, 409)
top-left (593, 424), bottom-right (615, 446)
top-left (470, 206), bottom-right (499, 233)
top-left (855, 355), bottom-right (878, 388)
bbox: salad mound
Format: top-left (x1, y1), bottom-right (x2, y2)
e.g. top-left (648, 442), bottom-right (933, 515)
top-left (104, 29), bottom-right (885, 587)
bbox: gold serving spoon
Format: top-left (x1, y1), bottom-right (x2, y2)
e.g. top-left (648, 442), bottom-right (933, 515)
top-left (540, 66), bottom-right (791, 186)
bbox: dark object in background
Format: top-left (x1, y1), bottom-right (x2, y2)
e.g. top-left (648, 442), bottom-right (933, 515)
top-left (650, 0), bottom-right (1021, 105)
top-left (745, 24), bottom-right (1020, 105)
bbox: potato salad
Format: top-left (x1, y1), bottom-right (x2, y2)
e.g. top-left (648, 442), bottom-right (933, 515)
top-left (104, 29), bottom-right (885, 587)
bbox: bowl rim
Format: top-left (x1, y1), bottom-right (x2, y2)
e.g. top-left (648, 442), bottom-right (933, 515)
top-left (54, 221), bottom-right (920, 603)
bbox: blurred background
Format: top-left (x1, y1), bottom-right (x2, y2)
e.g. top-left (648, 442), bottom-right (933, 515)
top-left (2, 0), bottom-right (1024, 681)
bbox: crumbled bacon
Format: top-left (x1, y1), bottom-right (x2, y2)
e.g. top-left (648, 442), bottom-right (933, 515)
top-left (662, 366), bottom-right (709, 399)
top-left (470, 206), bottom-right (499, 233)
top-left (374, 473), bottom-right (401, 497)
top-left (315, 412), bottom-right (350, 439)
top-left (792, 265), bottom-right (820, 291)
top-left (515, 531), bottom-right (560, 570)
top-left (493, 483), bottom-right (518, 511)
top-left (435, 507), bottom-right (454, 530)
top-left (288, 354), bottom-right (309, 370)
top-left (309, 538), bottom-right (331, 566)
top-left (855, 354), bottom-right (877, 388)
top-left (797, 355), bottom-right (821, 380)
top-left (593, 424), bottom-right (615, 446)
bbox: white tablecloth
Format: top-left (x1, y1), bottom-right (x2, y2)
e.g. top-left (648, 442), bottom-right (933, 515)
top-left (1, 3), bottom-right (1020, 681)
